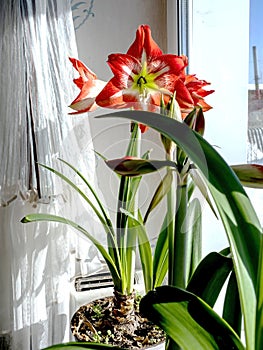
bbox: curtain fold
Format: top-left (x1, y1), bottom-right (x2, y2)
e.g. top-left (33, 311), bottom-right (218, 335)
top-left (0, 1), bottom-right (100, 348)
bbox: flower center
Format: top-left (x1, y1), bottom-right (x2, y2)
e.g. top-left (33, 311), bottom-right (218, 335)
top-left (130, 58), bottom-right (160, 101)
top-left (137, 76), bottom-right (147, 87)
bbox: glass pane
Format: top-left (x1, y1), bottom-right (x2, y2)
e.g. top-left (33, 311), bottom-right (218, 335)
top-left (247, 0), bottom-right (263, 164)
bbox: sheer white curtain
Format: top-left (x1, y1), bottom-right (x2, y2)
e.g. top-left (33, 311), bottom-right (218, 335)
top-left (0, 1), bottom-right (99, 349)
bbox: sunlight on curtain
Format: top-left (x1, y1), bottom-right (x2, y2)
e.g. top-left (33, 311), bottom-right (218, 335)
top-left (0, 1), bottom-right (101, 349)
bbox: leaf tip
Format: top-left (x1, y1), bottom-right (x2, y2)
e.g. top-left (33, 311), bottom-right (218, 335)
top-left (21, 216), bottom-right (30, 223)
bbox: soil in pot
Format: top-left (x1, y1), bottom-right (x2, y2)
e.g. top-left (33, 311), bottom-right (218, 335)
top-left (71, 291), bottom-right (165, 349)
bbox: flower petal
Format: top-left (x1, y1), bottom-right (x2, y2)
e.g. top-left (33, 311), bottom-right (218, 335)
top-left (69, 79), bottom-right (106, 113)
top-left (127, 24), bottom-right (163, 60)
top-left (69, 57), bottom-right (97, 88)
top-left (184, 74), bottom-right (214, 111)
top-left (107, 54), bottom-right (140, 88)
top-left (96, 78), bottom-right (129, 108)
top-left (69, 57), bottom-right (106, 113)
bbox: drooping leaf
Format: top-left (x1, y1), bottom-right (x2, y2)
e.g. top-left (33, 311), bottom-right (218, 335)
top-left (37, 161), bottom-right (119, 273)
top-left (38, 162), bottom-right (115, 238)
top-left (93, 150), bottom-right (107, 162)
top-left (140, 286), bottom-right (245, 350)
top-left (21, 214), bottom-right (122, 291)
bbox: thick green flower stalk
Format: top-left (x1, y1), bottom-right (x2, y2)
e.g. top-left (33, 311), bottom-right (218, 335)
top-left (160, 96), bottom-right (205, 289)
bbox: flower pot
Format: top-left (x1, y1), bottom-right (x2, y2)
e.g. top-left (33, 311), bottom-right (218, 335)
top-left (70, 284), bottom-right (165, 349)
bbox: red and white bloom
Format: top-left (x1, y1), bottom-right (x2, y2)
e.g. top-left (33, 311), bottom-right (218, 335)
top-left (68, 25), bottom-right (214, 132)
top-left (95, 25), bottom-right (193, 111)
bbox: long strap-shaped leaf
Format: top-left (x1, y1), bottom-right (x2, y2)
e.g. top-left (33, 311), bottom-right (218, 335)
top-left (99, 110), bottom-right (262, 350)
top-left (57, 158), bottom-right (114, 233)
top-left (55, 158), bottom-right (120, 269)
top-left (37, 163), bottom-right (121, 278)
top-left (21, 214), bottom-right (121, 290)
top-left (38, 163), bottom-right (117, 247)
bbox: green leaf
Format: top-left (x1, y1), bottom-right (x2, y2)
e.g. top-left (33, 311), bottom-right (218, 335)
top-left (99, 110), bottom-right (262, 349)
top-left (120, 209), bottom-right (153, 293)
top-left (21, 214), bottom-right (122, 290)
top-left (152, 213), bottom-right (169, 288)
top-left (144, 169), bottom-right (173, 223)
top-left (125, 215), bottom-right (137, 293)
top-left (125, 121), bottom-right (140, 156)
top-left (187, 198), bottom-right (202, 277)
top-left (223, 271), bottom-right (242, 336)
top-left (38, 162), bottom-right (115, 240)
top-left (170, 178), bottom-right (190, 288)
top-left (189, 167), bottom-right (218, 218)
top-left (256, 235), bottom-right (263, 350)
top-left (116, 122), bottom-right (140, 265)
top-left (93, 150), bottom-right (107, 162)
top-left (42, 342), bottom-right (125, 349)
top-left (187, 251), bottom-right (232, 307)
top-left (57, 159), bottom-right (112, 224)
top-left (140, 286), bottom-right (245, 350)
top-left (55, 159), bottom-right (118, 264)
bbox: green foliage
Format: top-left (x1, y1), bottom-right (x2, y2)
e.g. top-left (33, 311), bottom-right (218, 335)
top-left (140, 286), bottom-right (245, 350)
top-left (26, 109), bottom-right (263, 350)
top-left (100, 110), bottom-right (262, 350)
top-left (21, 121), bottom-right (169, 296)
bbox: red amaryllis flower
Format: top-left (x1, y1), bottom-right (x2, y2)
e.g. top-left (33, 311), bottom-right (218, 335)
top-left (69, 57), bottom-right (106, 114)
top-left (178, 74), bottom-right (214, 117)
top-left (95, 25), bottom-right (193, 119)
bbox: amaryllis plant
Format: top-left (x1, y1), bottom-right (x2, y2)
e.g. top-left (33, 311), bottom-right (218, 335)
top-left (22, 24), bottom-right (263, 350)
top-left (22, 23), bottom-right (214, 296)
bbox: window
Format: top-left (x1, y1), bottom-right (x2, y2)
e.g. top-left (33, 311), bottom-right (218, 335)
top-left (247, 0), bottom-right (263, 164)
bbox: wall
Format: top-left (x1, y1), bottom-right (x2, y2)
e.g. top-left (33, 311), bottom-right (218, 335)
top-left (74, 0), bottom-right (167, 79)
top-left (72, 0), bottom-right (168, 250)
